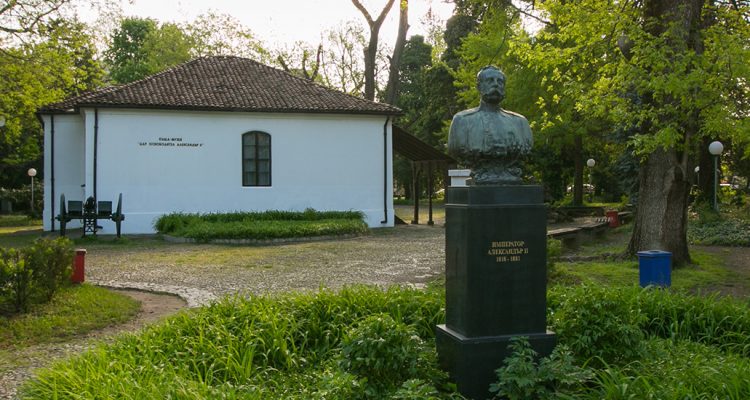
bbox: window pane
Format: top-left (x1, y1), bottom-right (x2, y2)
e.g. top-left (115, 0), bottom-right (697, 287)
top-left (257, 134), bottom-right (270, 146)
top-left (258, 160), bottom-right (270, 173)
top-left (258, 146), bottom-right (270, 159)
top-left (258, 173), bottom-right (270, 186)
top-left (243, 134), bottom-right (255, 146)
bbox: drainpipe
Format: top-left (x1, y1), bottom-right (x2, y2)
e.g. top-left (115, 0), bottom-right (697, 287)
top-left (50, 115), bottom-right (55, 231)
top-left (94, 108), bottom-right (98, 201)
top-left (381, 117), bottom-right (389, 224)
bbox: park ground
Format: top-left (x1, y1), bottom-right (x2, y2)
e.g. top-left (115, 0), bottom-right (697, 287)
top-left (0, 204), bottom-right (748, 398)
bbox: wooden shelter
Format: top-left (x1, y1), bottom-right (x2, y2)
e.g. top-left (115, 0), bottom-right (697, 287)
top-left (392, 125), bottom-right (456, 225)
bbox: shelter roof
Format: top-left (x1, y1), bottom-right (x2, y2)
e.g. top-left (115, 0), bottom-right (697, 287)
top-left (392, 125), bottom-right (455, 163)
top-left (40, 56), bottom-right (401, 116)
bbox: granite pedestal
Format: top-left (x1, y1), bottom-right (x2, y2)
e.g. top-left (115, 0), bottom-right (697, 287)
top-left (436, 185), bottom-right (556, 399)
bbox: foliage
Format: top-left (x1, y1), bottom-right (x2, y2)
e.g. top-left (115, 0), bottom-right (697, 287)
top-left (548, 285), bottom-right (646, 365)
top-left (0, 237), bottom-right (73, 314)
top-left (0, 215), bottom-right (38, 227)
top-left (392, 34), bottom-right (456, 198)
top-left (391, 379), bottom-right (443, 400)
top-left (590, 338), bottom-right (750, 399)
top-left (689, 218), bottom-right (750, 246)
top-left (22, 285), bottom-right (453, 399)
top-left (20, 280), bottom-right (750, 398)
top-left (0, 185), bottom-right (43, 214)
top-left (546, 237), bottom-right (562, 281)
top-left (154, 209), bottom-right (368, 241)
top-left (0, 18), bottom-right (103, 189)
top-left (339, 313), bottom-right (426, 395)
top-left (319, 21), bottom-right (368, 95)
top-left (185, 11), bottom-right (270, 62)
top-left (0, 284), bottom-right (139, 348)
top-left (0, 0), bottom-right (72, 37)
top-left (104, 17), bottom-right (193, 83)
top-left (549, 285), bottom-right (750, 360)
top-left (21, 237), bottom-right (74, 301)
top-left (688, 203), bottom-right (750, 246)
top-left (489, 337), bottom-right (593, 400)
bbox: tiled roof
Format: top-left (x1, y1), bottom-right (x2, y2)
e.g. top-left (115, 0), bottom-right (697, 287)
top-left (40, 56), bottom-right (401, 116)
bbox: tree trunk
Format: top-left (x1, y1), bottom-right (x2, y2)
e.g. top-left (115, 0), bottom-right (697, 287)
top-left (383, 0), bottom-right (409, 105)
top-left (351, 0), bottom-right (397, 101)
top-left (627, 0), bottom-right (705, 266)
top-left (627, 148), bottom-right (691, 264)
top-left (572, 135), bottom-right (583, 206)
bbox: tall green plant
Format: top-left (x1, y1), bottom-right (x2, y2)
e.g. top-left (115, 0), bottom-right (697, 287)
top-left (490, 337), bottom-right (593, 400)
top-left (0, 238), bottom-right (73, 314)
top-left (0, 249), bottom-right (33, 313)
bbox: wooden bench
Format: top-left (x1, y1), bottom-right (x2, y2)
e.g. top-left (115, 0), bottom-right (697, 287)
top-left (55, 193), bottom-right (125, 237)
top-left (548, 227), bottom-right (583, 249)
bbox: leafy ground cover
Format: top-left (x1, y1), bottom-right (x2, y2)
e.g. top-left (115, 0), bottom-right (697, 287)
top-left (688, 202), bottom-right (750, 246)
top-left (154, 209), bottom-right (369, 241)
top-left (20, 283), bottom-right (750, 399)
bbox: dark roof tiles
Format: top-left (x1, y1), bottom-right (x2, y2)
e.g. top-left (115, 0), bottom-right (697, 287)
top-left (41, 56), bottom-right (401, 116)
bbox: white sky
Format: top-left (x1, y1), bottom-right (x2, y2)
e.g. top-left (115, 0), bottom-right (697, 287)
top-left (103, 0), bottom-right (455, 49)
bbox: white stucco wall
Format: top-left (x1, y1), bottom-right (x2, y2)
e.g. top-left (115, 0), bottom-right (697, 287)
top-left (45, 108), bottom-right (394, 234)
top-left (42, 114), bottom-right (86, 231)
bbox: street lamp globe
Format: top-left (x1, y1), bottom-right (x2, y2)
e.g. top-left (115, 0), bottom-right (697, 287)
top-left (0, 116), bottom-right (5, 127)
top-left (708, 141), bottom-right (724, 156)
top-left (586, 158), bottom-right (595, 168)
top-left (694, 166), bottom-right (700, 173)
top-left (27, 168), bottom-right (37, 177)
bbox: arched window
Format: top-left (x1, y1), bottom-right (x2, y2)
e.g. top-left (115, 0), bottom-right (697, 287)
top-left (242, 131), bottom-right (271, 186)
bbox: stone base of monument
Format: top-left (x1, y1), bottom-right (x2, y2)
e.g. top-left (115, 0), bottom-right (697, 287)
top-left (437, 184), bottom-right (556, 399)
top-left (436, 326), bottom-right (556, 399)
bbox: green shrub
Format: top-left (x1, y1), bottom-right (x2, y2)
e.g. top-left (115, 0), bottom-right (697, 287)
top-left (0, 238), bottom-right (74, 314)
top-left (489, 337), bottom-right (593, 400)
top-left (154, 209), bottom-right (368, 241)
top-left (589, 338), bottom-right (750, 399)
top-left (0, 250), bottom-right (33, 313)
top-left (635, 289), bottom-right (750, 355)
top-left (548, 285), bottom-right (646, 364)
top-left (339, 313), bottom-right (424, 391)
top-left (392, 379), bottom-right (443, 400)
top-left (23, 238), bottom-right (74, 301)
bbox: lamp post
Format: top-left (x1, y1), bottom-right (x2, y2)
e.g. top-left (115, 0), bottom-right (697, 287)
top-left (694, 166), bottom-right (700, 186)
top-left (708, 141), bottom-right (723, 211)
top-left (586, 158), bottom-right (595, 203)
top-left (28, 168), bottom-right (37, 214)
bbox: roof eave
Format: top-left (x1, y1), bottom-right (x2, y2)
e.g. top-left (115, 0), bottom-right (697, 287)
top-left (71, 103), bottom-right (403, 116)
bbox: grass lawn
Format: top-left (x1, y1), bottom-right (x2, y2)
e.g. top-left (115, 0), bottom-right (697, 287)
top-left (0, 284), bottom-right (140, 350)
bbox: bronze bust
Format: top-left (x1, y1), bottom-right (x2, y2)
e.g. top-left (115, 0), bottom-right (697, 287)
top-left (447, 66), bottom-right (532, 185)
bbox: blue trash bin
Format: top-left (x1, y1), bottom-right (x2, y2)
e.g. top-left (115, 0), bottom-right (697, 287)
top-left (637, 250), bottom-right (672, 287)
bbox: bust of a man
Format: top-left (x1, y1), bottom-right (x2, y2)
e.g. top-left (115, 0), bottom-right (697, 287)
top-left (448, 66), bottom-right (532, 185)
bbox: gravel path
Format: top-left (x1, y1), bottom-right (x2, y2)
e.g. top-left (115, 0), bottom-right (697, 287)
top-left (86, 224), bottom-right (446, 306)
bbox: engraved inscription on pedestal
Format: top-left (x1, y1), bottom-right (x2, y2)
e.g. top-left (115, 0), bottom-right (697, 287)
top-left (487, 240), bottom-right (529, 263)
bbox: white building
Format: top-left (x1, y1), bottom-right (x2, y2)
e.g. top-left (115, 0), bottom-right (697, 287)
top-left (38, 56), bottom-right (400, 234)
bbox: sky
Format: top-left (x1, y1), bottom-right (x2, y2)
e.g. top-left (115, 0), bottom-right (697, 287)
top-left (98, 0), bottom-right (456, 49)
